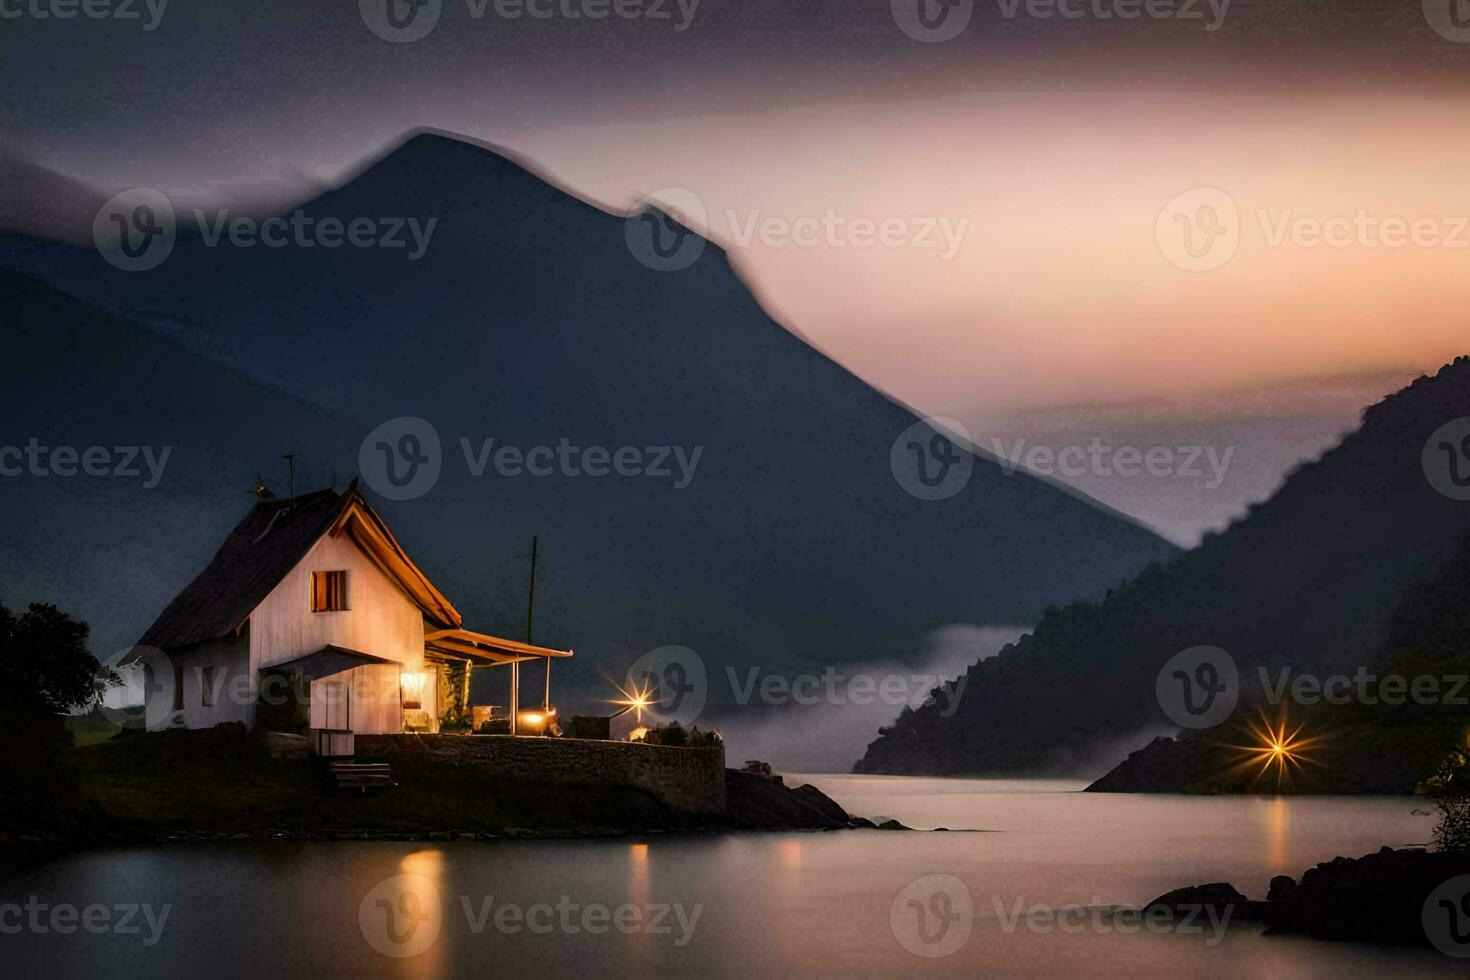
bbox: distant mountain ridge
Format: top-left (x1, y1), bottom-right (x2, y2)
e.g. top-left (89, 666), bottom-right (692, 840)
top-left (857, 357), bottom-right (1470, 776)
top-left (0, 131), bottom-right (1176, 767)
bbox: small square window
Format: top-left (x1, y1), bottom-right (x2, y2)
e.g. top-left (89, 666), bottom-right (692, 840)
top-left (311, 570), bottom-right (348, 612)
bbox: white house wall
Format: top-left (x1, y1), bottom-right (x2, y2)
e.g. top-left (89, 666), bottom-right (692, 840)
top-left (308, 664), bottom-right (422, 735)
top-left (179, 635), bottom-right (254, 729)
top-left (250, 531), bottom-right (428, 672)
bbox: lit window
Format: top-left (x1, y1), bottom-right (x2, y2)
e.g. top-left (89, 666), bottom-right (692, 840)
top-left (311, 570), bottom-right (348, 612)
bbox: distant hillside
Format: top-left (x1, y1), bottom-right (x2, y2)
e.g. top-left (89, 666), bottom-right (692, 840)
top-left (857, 358), bottom-right (1470, 776)
top-left (0, 268), bottom-right (361, 662)
top-left (0, 132), bottom-right (1176, 767)
top-left (1086, 527), bottom-right (1470, 794)
top-left (0, 148), bottom-right (103, 245)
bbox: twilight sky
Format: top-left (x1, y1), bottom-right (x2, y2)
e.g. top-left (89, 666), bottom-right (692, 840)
top-left (4, 0), bottom-right (1469, 541)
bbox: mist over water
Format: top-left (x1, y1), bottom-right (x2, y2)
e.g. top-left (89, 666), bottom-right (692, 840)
top-left (717, 625), bottom-right (1028, 772)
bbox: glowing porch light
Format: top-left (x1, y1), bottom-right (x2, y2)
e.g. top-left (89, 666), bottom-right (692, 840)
top-left (401, 670), bottom-right (428, 709)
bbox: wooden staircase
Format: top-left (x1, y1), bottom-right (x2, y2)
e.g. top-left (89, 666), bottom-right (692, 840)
top-left (324, 758), bottom-right (396, 793)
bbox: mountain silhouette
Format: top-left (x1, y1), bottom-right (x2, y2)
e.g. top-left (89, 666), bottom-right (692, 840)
top-left (857, 358), bottom-right (1470, 776)
top-left (0, 132), bottom-right (1176, 765)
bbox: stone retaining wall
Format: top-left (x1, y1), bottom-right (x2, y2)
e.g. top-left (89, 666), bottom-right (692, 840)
top-left (356, 734), bottom-right (726, 816)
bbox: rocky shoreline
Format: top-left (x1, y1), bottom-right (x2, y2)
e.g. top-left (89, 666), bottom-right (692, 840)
top-left (1147, 847), bottom-right (1470, 948)
top-left (1085, 735), bottom-right (1434, 795)
top-left (0, 765), bottom-right (909, 872)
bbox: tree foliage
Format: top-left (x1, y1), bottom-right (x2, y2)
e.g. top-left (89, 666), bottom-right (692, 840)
top-left (0, 600), bottom-right (107, 713)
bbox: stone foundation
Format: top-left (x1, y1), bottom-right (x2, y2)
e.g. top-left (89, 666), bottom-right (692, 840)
top-left (356, 734), bottom-right (726, 816)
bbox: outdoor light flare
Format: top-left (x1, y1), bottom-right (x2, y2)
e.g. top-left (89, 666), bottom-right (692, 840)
top-left (608, 676), bottom-right (657, 725)
top-left (1223, 709), bottom-right (1329, 789)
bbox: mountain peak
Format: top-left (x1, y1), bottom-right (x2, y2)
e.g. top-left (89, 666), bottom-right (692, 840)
top-left (326, 127), bottom-right (610, 220)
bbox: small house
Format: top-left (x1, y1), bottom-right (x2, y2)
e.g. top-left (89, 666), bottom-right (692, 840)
top-left (129, 483), bottom-right (570, 753)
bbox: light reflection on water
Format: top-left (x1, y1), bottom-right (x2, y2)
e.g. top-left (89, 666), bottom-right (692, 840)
top-left (4, 777), bottom-right (1460, 978)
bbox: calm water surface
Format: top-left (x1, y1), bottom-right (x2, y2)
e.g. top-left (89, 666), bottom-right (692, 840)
top-left (4, 777), bottom-right (1458, 977)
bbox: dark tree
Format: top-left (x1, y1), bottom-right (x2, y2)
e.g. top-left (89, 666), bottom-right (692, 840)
top-left (0, 601), bottom-right (108, 834)
top-left (0, 601), bottom-right (105, 712)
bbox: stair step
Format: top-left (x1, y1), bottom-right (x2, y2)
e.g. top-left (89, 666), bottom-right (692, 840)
top-left (321, 758), bottom-right (396, 793)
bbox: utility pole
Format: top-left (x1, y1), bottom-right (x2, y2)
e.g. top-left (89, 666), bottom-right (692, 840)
top-left (512, 535), bottom-right (542, 734)
top-left (282, 453), bottom-right (297, 508)
top-left (524, 534), bottom-right (539, 646)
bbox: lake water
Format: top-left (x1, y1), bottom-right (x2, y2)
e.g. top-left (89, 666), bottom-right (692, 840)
top-left (4, 776), bottom-right (1461, 977)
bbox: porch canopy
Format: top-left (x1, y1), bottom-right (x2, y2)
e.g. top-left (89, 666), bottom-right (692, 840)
top-left (269, 644), bottom-right (400, 680)
top-left (424, 628), bottom-right (573, 667)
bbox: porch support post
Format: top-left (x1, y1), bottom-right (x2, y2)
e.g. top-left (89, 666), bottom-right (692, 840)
top-left (510, 660), bottom-right (519, 735)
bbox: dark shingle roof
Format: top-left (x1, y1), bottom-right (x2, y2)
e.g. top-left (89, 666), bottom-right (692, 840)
top-left (137, 488), bottom-right (350, 651)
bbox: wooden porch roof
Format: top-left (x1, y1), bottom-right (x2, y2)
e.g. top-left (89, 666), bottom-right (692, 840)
top-left (424, 628), bottom-right (573, 666)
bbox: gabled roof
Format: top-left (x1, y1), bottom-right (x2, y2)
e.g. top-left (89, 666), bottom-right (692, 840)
top-left (138, 484), bottom-right (461, 651)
